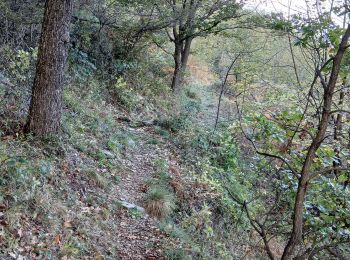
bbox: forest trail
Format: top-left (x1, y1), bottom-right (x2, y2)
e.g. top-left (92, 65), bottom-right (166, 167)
top-left (112, 125), bottom-right (178, 259)
top-left (0, 55), bottom-right (236, 260)
top-left (186, 57), bottom-right (234, 130)
top-left (187, 57), bottom-right (218, 129)
top-left (113, 56), bottom-right (220, 258)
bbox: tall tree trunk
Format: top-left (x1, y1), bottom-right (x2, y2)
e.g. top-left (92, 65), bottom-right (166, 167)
top-left (25, 0), bottom-right (73, 136)
top-left (281, 24), bottom-right (350, 260)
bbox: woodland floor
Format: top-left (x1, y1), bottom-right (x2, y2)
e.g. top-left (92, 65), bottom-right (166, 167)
top-left (0, 55), bottom-right (241, 260)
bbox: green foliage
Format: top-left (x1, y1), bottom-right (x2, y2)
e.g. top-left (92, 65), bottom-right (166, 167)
top-left (305, 176), bottom-right (350, 241)
top-left (164, 247), bottom-right (187, 260)
top-left (185, 89), bottom-right (197, 99)
top-left (128, 208), bottom-right (143, 219)
top-left (127, 45), bottom-right (172, 93)
top-left (157, 91), bottom-right (201, 134)
top-left (0, 47), bottom-right (37, 85)
top-left (0, 47), bottom-right (38, 135)
top-left (153, 158), bottom-right (168, 174)
top-left (109, 78), bottom-right (139, 110)
top-left (69, 50), bottom-right (97, 82)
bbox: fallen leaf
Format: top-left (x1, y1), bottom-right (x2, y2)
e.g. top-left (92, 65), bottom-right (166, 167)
top-left (54, 234), bottom-right (61, 245)
top-left (64, 220), bottom-right (72, 228)
top-left (95, 253), bottom-right (104, 260)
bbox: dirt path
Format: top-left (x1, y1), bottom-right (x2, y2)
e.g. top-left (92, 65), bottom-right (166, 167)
top-left (112, 126), bottom-right (177, 259)
top-left (111, 56), bottom-right (229, 259)
top-left (187, 56), bottom-right (233, 130)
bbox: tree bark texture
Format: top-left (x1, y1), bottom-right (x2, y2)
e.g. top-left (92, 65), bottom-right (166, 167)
top-left (171, 38), bottom-right (193, 91)
top-left (26, 0), bottom-right (73, 136)
top-left (171, 40), bottom-right (183, 91)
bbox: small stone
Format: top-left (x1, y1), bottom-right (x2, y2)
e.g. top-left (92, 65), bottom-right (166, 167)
top-left (102, 150), bottom-right (115, 159)
top-left (127, 139), bottom-right (136, 147)
top-left (120, 201), bottom-right (145, 213)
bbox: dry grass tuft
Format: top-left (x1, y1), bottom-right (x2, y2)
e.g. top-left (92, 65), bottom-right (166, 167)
top-left (144, 187), bottom-right (175, 219)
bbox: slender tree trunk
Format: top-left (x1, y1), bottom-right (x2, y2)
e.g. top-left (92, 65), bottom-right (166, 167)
top-left (169, 0), bottom-right (197, 92)
top-left (171, 40), bottom-right (183, 91)
top-left (180, 37), bottom-right (193, 72)
top-left (5, 18), bottom-right (9, 44)
top-left (332, 80), bottom-right (345, 176)
top-left (214, 55), bottom-right (240, 129)
top-left (171, 37), bottom-right (193, 91)
top-left (25, 0), bottom-right (73, 136)
top-left (281, 24), bottom-right (350, 260)
top-left (334, 84), bottom-right (345, 140)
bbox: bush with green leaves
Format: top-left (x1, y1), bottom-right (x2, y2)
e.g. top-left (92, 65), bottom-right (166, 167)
top-left (68, 50), bottom-right (97, 82)
top-left (108, 77), bottom-right (139, 111)
top-left (0, 47), bottom-right (38, 135)
top-left (0, 47), bottom-right (37, 86)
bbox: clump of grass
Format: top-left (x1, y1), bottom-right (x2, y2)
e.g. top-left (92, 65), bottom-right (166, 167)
top-left (147, 138), bottom-right (160, 145)
top-left (144, 187), bottom-right (175, 219)
top-left (153, 158), bottom-right (168, 171)
top-left (164, 247), bottom-right (187, 260)
top-left (154, 126), bottom-right (171, 138)
top-left (59, 239), bottom-right (81, 258)
top-left (185, 89), bottom-right (197, 99)
top-left (85, 169), bottom-right (108, 189)
top-left (128, 208), bottom-right (143, 219)
top-left (159, 220), bottom-right (189, 241)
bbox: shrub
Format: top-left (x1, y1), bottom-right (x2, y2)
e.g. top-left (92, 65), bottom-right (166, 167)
top-left (0, 47), bottom-right (37, 86)
top-left (0, 47), bottom-right (38, 135)
top-left (185, 89), bottom-right (197, 99)
top-left (108, 77), bottom-right (138, 111)
top-left (68, 50), bottom-right (97, 82)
